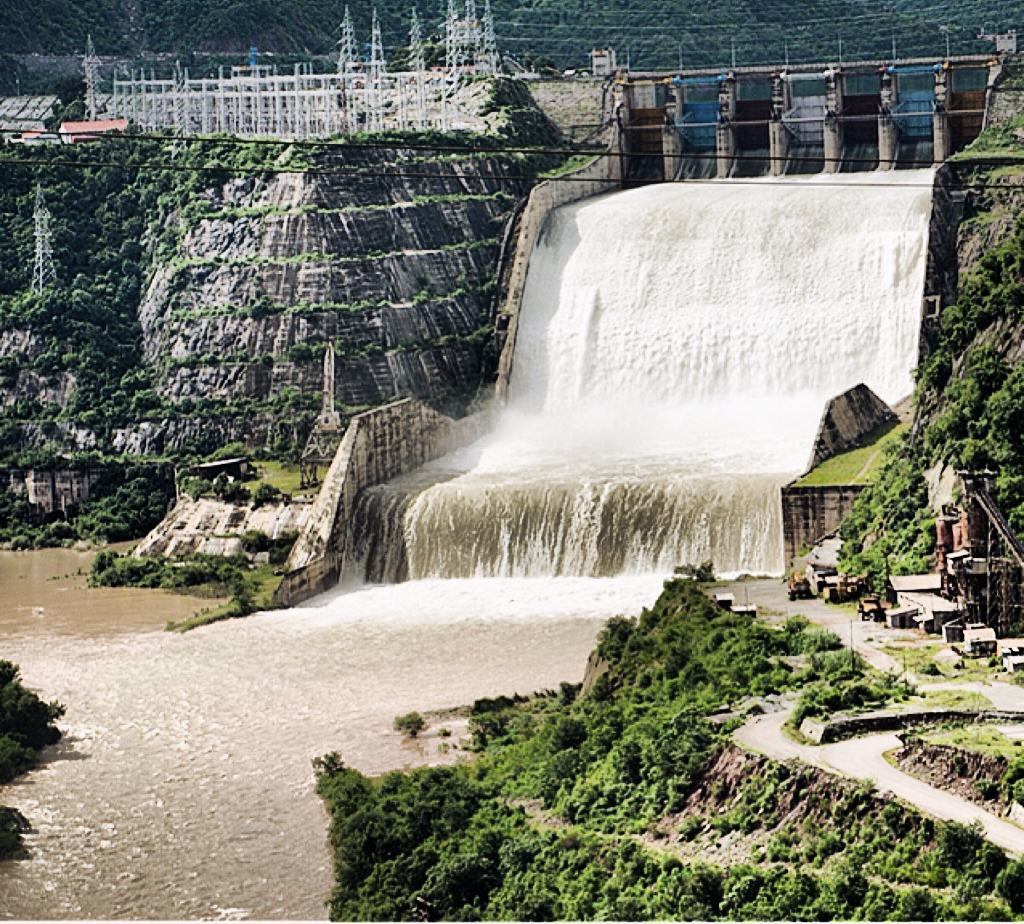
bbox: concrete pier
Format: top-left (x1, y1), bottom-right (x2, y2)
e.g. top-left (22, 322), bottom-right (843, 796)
top-left (617, 53), bottom-right (995, 178)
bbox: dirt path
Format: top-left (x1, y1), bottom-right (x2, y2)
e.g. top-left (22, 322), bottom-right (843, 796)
top-left (736, 712), bottom-right (1024, 855)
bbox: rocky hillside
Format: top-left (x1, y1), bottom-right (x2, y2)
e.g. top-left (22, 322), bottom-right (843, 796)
top-left (0, 78), bottom-right (559, 465)
top-left (839, 107), bottom-right (1024, 584)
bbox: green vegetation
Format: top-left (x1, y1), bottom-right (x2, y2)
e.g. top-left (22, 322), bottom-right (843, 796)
top-left (394, 712), bottom-right (427, 738)
top-left (315, 580), bottom-right (1016, 920)
top-left (795, 420), bottom-right (907, 486)
top-left (0, 659), bottom-right (64, 860)
top-left (923, 724), bottom-right (1022, 759)
top-left (839, 154), bottom-right (1024, 590)
top-left (0, 461), bottom-right (175, 548)
top-left (89, 545), bottom-right (290, 630)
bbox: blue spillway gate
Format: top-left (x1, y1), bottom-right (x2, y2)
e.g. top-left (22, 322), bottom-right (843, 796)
top-left (674, 76), bottom-right (723, 151)
top-left (891, 65), bottom-right (938, 139)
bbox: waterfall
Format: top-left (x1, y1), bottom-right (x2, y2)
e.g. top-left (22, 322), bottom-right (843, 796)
top-left (355, 171), bottom-right (934, 580)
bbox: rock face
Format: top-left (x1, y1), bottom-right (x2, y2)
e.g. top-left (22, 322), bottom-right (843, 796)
top-left (140, 153), bottom-right (533, 425)
top-left (806, 383), bottom-right (898, 472)
top-left (0, 80), bottom-right (560, 463)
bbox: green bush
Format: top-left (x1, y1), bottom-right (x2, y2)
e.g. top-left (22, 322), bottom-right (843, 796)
top-left (394, 711), bottom-right (426, 738)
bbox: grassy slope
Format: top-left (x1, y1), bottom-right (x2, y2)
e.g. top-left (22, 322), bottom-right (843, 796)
top-left (796, 420), bottom-right (907, 486)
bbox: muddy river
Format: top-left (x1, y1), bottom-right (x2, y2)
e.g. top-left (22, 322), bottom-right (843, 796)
top-left (0, 549), bottom-right (663, 919)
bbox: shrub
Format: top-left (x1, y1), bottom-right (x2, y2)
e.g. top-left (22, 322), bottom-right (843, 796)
top-left (394, 712), bottom-right (426, 738)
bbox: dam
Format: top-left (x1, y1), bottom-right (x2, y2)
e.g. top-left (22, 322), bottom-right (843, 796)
top-left (346, 171), bottom-right (933, 582)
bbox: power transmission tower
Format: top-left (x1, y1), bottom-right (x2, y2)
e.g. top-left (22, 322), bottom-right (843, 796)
top-left (410, 7), bottom-right (428, 127)
top-left (173, 61), bottom-right (189, 134)
top-left (444, 0), bottom-right (463, 129)
top-left (368, 8), bottom-right (387, 131)
top-left (32, 185), bottom-right (56, 294)
top-left (464, 0), bottom-right (481, 70)
top-left (84, 34), bottom-right (101, 121)
top-left (479, 0), bottom-right (499, 74)
top-left (338, 6), bottom-right (357, 72)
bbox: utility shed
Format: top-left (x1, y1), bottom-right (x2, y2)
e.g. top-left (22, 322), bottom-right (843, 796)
top-left (943, 620), bottom-right (964, 644)
top-left (886, 606), bottom-right (919, 629)
top-left (898, 592), bottom-right (961, 634)
top-left (963, 625), bottom-right (997, 656)
top-left (887, 573), bottom-right (942, 605)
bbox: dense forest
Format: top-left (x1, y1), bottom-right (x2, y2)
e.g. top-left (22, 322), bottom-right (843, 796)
top-left (316, 578), bottom-right (1024, 920)
top-left (0, 0), bottom-right (1020, 89)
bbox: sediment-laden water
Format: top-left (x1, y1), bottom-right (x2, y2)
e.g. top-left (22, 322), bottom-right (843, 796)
top-left (0, 552), bottom-right (662, 918)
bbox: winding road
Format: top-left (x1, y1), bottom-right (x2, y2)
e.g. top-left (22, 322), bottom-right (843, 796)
top-left (736, 711), bottom-right (1024, 855)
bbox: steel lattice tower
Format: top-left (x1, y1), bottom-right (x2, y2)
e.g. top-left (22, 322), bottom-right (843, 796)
top-left (367, 8), bottom-right (387, 132)
top-left (480, 0), bottom-right (499, 74)
top-left (32, 185), bottom-right (56, 294)
top-left (338, 7), bottom-right (357, 72)
top-left (84, 35), bottom-right (101, 121)
top-left (409, 7), bottom-right (428, 127)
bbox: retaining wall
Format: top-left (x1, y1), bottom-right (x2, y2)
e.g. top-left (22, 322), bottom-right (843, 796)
top-left (781, 483), bottom-right (869, 566)
top-left (801, 708), bottom-right (1024, 744)
top-left (273, 398), bottom-right (491, 607)
top-left (494, 152), bottom-right (622, 399)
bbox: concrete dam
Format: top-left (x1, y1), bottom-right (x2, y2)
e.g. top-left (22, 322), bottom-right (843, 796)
top-left (342, 171), bottom-right (933, 583)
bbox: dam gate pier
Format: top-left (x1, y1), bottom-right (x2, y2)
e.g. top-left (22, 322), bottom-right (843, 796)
top-left (614, 55), bottom-right (996, 181)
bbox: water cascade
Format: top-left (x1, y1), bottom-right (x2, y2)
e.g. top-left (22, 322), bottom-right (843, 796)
top-left (355, 171), bottom-right (934, 579)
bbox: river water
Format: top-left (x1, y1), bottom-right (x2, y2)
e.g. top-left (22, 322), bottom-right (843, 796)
top-left (0, 549), bottom-right (663, 918)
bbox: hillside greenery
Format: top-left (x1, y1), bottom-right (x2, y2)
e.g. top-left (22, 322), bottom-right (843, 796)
top-left (0, 87), bottom-right (559, 547)
top-left (0, 0), bottom-right (1019, 85)
top-left (0, 659), bottom-right (64, 860)
top-left (839, 150), bottom-right (1024, 590)
top-left (315, 579), bottom-right (1019, 920)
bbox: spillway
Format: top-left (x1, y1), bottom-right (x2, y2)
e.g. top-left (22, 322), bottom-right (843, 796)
top-left (355, 171), bottom-right (934, 579)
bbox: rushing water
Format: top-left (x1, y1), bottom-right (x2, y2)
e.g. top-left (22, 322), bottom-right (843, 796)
top-left (1, 173), bottom-right (936, 917)
top-left (0, 551), bottom-right (663, 918)
top-left (356, 172), bottom-right (934, 580)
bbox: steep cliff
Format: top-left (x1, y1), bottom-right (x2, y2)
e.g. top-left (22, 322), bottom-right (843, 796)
top-left (0, 79), bottom-right (559, 464)
top-left (0, 78), bottom-right (560, 543)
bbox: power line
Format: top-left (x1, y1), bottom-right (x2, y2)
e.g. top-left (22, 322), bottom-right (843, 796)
top-left (2, 149), bottom-right (1023, 191)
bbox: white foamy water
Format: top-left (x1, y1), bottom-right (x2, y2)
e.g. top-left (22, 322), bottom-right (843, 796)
top-left (0, 570), bottom-right (663, 919)
top-left (0, 173), bottom-right (935, 918)
top-left (357, 172), bottom-right (934, 579)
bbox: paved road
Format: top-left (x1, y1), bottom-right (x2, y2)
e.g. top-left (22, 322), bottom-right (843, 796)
top-left (736, 712), bottom-right (1024, 855)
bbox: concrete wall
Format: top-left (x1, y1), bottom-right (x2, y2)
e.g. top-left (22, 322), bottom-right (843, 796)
top-left (4, 467), bottom-right (105, 518)
top-left (273, 398), bottom-right (492, 607)
top-left (134, 496), bottom-right (311, 558)
top-left (494, 152), bottom-right (622, 400)
top-left (781, 483), bottom-right (869, 566)
top-left (801, 708), bottom-right (1024, 744)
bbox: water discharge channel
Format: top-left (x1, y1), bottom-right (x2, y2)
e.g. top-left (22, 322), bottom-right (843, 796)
top-left (355, 172), bottom-right (933, 580)
top-left (0, 172), bottom-right (934, 917)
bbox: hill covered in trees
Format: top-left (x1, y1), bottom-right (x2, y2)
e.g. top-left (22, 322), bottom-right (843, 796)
top-left (315, 578), bottom-right (1024, 920)
top-left (0, 0), bottom-right (1020, 79)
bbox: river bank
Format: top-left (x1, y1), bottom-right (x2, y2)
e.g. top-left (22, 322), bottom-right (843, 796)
top-left (0, 549), bottom-right (663, 918)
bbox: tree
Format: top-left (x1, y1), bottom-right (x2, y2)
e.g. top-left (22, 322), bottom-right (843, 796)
top-left (394, 711), bottom-right (426, 737)
top-left (996, 860), bottom-right (1024, 913)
